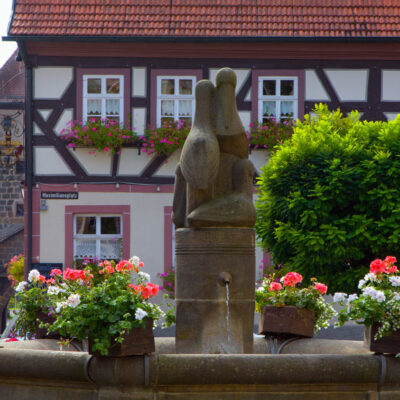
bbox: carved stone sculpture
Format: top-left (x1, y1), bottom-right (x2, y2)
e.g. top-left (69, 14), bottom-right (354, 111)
top-left (172, 68), bottom-right (256, 229)
top-left (174, 68), bottom-right (256, 354)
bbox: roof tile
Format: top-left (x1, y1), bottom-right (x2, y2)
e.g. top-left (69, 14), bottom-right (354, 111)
top-left (8, 0), bottom-right (400, 37)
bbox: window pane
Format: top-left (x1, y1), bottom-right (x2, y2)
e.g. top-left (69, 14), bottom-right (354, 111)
top-left (281, 101), bottom-right (294, 119)
top-left (179, 100), bottom-right (192, 117)
top-left (107, 78), bottom-right (120, 94)
top-left (101, 217), bottom-right (121, 234)
top-left (87, 99), bottom-right (101, 115)
top-left (76, 216), bottom-right (96, 234)
top-left (75, 239), bottom-right (97, 259)
top-left (281, 80), bottom-right (294, 96)
top-left (87, 79), bottom-right (101, 94)
top-left (179, 79), bottom-right (192, 95)
top-left (263, 101), bottom-right (276, 118)
top-left (161, 79), bottom-right (175, 95)
top-left (161, 100), bottom-right (174, 116)
top-left (262, 80), bottom-right (276, 96)
top-left (106, 99), bottom-right (120, 115)
top-left (100, 240), bottom-right (120, 259)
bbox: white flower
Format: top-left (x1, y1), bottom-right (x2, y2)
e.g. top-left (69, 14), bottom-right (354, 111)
top-left (364, 273), bottom-right (377, 282)
top-left (138, 271), bottom-right (150, 282)
top-left (15, 281), bottom-right (28, 293)
top-left (358, 280), bottom-right (366, 289)
top-left (28, 269), bottom-right (40, 283)
top-left (66, 294), bottom-right (81, 308)
top-left (375, 291), bottom-right (386, 303)
top-left (393, 293), bottom-right (400, 301)
top-left (333, 292), bottom-right (347, 302)
top-left (135, 308), bottom-right (148, 321)
top-left (347, 294), bottom-right (358, 303)
top-left (47, 285), bottom-right (65, 295)
top-left (389, 276), bottom-right (400, 287)
top-left (55, 302), bottom-right (67, 313)
top-left (129, 256), bottom-right (140, 267)
top-left (256, 286), bottom-right (264, 292)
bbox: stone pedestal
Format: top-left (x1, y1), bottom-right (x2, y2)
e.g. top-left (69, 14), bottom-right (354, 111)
top-left (175, 227), bottom-right (255, 354)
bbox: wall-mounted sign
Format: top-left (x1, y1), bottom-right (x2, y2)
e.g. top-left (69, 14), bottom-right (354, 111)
top-left (41, 192), bottom-right (78, 200)
top-left (31, 263), bottom-right (63, 279)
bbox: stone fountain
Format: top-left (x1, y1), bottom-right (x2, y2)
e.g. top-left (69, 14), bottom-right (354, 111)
top-left (172, 68), bottom-right (256, 353)
top-left (0, 69), bottom-right (399, 399)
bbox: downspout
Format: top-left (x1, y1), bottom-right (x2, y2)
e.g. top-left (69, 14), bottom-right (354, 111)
top-left (18, 40), bottom-right (33, 274)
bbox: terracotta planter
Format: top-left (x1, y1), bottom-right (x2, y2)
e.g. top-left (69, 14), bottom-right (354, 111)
top-left (88, 318), bottom-right (155, 357)
top-left (258, 306), bottom-right (315, 338)
top-left (364, 323), bottom-right (400, 354)
top-left (34, 311), bottom-right (61, 339)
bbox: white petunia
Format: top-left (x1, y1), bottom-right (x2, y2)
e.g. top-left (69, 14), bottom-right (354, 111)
top-left (364, 273), bottom-right (377, 282)
top-left (358, 280), bottom-right (366, 289)
top-left (47, 286), bottom-right (62, 295)
top-left (135, 308), bottom-right (148, 321)
top-left (333, 292), bottom-right (347, 302)
top-left (393, 293), bottom-right (400, 301)
top-left (15, 281), bottom-right (28, 293)
top-left (55, 302), bottom-right (67, 313)
top-left (138, 271), bottom-right (150, 282)
top-left (28, 269), bottom-right (40, 283)
top-left (389, 276), bottom-right (400, 287)
top-left (347, 294), bottom-right (358, 303)
top-left (129, 256), bottom-right (140, 267)
top-left (66, 294), bottom-right (81, 308)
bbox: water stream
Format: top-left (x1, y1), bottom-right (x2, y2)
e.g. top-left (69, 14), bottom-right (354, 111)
top-left (225, 282), bottom-right (231, 344)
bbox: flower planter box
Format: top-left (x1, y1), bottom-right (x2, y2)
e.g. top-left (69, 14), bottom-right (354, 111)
top-left (258, 306), bottom-right (315, 338)
top-left (88, 318), bottom-right (155, 357)
top-left (364, 324), bottom-right (400, 354)
top-left (35, 311), bottom-right (61, 339)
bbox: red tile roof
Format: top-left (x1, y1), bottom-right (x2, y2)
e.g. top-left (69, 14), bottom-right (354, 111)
top-left (8, 0), bottom-right (400, 38)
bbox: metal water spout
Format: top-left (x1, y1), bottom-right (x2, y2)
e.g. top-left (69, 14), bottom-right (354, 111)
top-left (217, 271), bottom-right (232, 286)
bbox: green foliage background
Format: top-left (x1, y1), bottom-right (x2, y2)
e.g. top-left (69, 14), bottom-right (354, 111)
top-left (255, 104), bottom-right (400, 293)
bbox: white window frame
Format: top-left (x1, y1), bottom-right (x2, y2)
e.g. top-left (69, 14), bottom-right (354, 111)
top-left (73, 215), bottom-right (122, 260)
top-left (82, 75), bottom-right (124, 124)
top-left (156, 76), bottom-right (196, 127)
top-left (258, 76), bottom-right (298, 123)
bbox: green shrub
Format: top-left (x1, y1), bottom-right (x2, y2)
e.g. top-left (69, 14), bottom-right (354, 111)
top-left (255, 104), bottom-right (400, 293)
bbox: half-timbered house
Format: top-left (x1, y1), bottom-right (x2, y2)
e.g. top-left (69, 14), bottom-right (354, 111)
top-left (5, 0), bottom-right (400, 281)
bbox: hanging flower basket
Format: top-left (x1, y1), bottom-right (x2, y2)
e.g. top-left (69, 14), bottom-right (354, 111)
top-left (88, 318), bottom-right (155, 357)
top-left (364, 323), bottom-right (400, 354)
top-left (258, 305), bottom-right (315, 338)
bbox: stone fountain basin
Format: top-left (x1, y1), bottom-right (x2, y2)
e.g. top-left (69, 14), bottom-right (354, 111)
top-left (0, 338), bottom-right (399, 399)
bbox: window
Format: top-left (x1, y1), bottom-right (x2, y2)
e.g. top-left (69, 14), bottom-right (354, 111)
top-left (82, 75), bottom-right (124, 124)
top-left (258, 76), bottom-right (298, 123)
top-left (73, 215), bottom-right (122, 260)
top-left (157, 76), bottom-right (196, 127)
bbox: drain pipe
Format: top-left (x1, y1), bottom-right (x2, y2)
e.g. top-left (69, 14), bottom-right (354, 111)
top-left (18, 40), bottom-right (33, 274)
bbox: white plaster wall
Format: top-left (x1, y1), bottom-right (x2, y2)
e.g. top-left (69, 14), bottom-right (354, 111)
top-left (54, 109), bottom-right (73, 135)
top-left (132, 107), bottom-right (146, 135)
top-left (132, 67), bottom-right (147, 97)
top-left (382, 70), bottom-right (400, 101)
top-left (33, 67), bottom-right (73, 99)
top-left (324, 69), bottom-right (368, 101)
top-left (34, 147), bottom-right (73, 175)
top-left (37, 109), bottom-right (53, 121)
top-left (239, 110), bottom-right (251, 130)
top-left (209, 68), bottom-right (250, 95)
top-left (250, 149), bottom-right (269, 175)
top-left (39, 191), bottom-right (174, 286)
top-left (305, 70), bottom-right (330, 101)
top-left (154, 150), bottom-right (181, 176)
top-left (68, 148), bottom-right (113, 175)
top-left (385, 112), bottom-right (400, 121)
top-left (33, 122), bottom-right (44, 135)
top-left (118, 149), bottom-right (153, 176)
